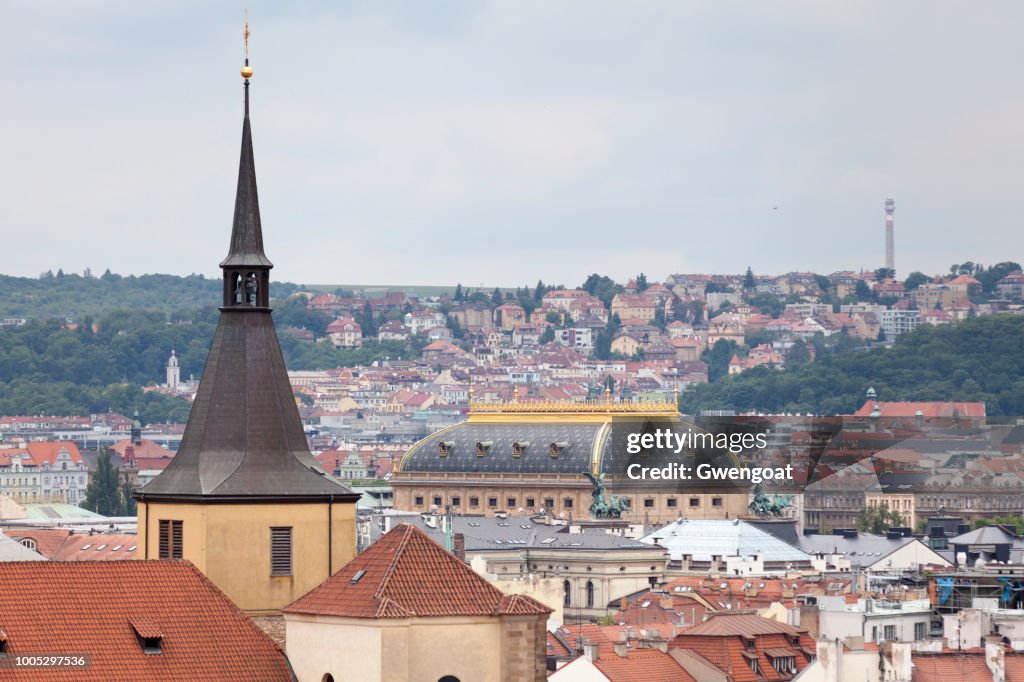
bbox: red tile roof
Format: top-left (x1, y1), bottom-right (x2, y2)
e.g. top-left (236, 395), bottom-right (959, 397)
top-left (684, 612), bottom-right (803, 637)
top-left (0, 560), bottom-right (291, 681)
top-left (6, 529), bottom-right (137, 561)
top-left (110, 439), bottom-right (174, 459)
top-left (593, 648), bottom-right (697, 682)
top-left (853, 401), bottom-right (986, 418)
top-left (911, 650), bottom-right (1024, 681)
top-left (283, 524), bottom-right (551, 619)
top-left (12, 442), bottom-right (84, 467)
top-left (671, 613), bottom-right (815, 682)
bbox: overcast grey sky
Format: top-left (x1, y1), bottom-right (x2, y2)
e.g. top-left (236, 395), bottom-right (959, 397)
top-left (3, 1), bottom-right (1022, 286)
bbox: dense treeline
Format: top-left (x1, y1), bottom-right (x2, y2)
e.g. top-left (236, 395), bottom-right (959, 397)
top-left (0, 270), bottom-right (302, 319)
top-left (0, 304), bottom-right (429, 422)
top-left (682, 315), bottom-right (1024, 417)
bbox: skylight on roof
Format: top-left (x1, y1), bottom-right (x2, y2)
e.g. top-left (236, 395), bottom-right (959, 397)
top-left (81, 544), bottom-right (92, 550)
top-left (350, 569), bottom-right (367, 584)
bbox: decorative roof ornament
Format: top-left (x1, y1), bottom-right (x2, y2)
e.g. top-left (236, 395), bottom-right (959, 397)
top-left (240, 12), bottom-right (253, 81)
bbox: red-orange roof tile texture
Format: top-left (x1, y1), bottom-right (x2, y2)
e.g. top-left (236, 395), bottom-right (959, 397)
top-left (593, 648), bottom-right (697, 682)
top-left (911, 651), bottom-right (1024, 681)
top-left (283, 524), bottom-right (551, 619)
top-left (672, 613), bottom-right (814, 682)
top-left (0, 560), bottom-right (291, 681)
top-left (111, 439), bottom-right (175, 458)
top-left (7, 530), bottom-right (138, 561)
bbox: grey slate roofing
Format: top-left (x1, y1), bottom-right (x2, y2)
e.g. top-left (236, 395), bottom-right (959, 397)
top-left (641, 518), bottom-right (812, 563)
top-left (949, 525), bottom-right (1021, 545)
top-left (136, 81), bottom-right (354, 502)
top-left (399, 416), bottom-right (741, 488)
top-left (220, 83), bottom-right (272, 269)
top-left (381, 515), bottom-right (660, 553)
top-left (796, 534), bottom-right (943, 569)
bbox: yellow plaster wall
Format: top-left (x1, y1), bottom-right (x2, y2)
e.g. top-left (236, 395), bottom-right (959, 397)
top-left (137, 500), bottom-right (356, 613)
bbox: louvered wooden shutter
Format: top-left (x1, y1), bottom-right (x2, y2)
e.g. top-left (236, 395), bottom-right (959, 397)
top-left (171, 520), bottom-right (183, 560)
top-left (158, 520), bottom-right (183, 560)
top-left (158, 520), bottom-right (170, 559)
top-left (270, 527), bottom-right (292, 576)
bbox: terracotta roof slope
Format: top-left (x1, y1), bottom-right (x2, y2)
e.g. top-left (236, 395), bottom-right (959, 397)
top-left (684, 611), bottom-right (802, 637)
top-left (0, 560), bottom-right (291, 681)
top-left (594, 648), bottom-right (697, 682)
top-left (284, 524), bottom-right (552, 619)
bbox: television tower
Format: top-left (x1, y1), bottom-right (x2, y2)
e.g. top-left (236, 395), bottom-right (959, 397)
top-left (885, 198), bottom-right (895, 273)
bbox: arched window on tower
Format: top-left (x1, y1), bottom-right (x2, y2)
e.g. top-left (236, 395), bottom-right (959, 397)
top-left (232, 272), bottom-right (243, 304)
top-left (586, 580), bottom-right (595, 608)
top-left (563, 579), bottom-right (571, 607)
top-left (244, 272), bottom-right (259, 305)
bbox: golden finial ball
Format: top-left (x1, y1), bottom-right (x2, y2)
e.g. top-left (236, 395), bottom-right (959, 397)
top-left (241, 65), bottom-right (254, 79)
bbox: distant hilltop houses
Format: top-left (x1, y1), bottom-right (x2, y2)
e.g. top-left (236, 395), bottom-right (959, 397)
top-left (228, 263), bottom-right (1023, 422)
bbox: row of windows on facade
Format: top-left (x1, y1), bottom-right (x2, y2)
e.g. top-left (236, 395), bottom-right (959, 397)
top-left (157, 521), bottom-right (293, 575)
top-left (412, 495), bottom-right (724, 510)
top-left (870, 622), bottom-right (927, 642)
top-left (0, 476), bottom-right (86, 486)
top-left (563, 579), bottom-right (596, 608)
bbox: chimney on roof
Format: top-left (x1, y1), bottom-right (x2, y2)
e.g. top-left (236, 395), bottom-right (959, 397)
top-left (613, 641), bottom-right (629, 657)
top-left (986, 635), bottom-right (1005, 681)
top-left (453, 532), bottom-right (465, 563)
top-left (582, 641), bottom-right (599, 662)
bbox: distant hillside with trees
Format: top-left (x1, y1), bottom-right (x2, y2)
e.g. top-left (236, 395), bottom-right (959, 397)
top-left (682, 315), bottom-right (1024, 417)
top-left (0, 304), bottom-right (427, 423)
top-left (0, 270), bottom-right (302, 320)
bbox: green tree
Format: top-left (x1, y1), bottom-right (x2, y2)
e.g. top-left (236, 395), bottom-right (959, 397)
top-left (581, 274), bottom-right (623, 308)
top-left (454, 283), bottom-right (464, 302)
top-left (856, 504), bottom-right (905, 534)
top-left (976, 262), bottom-right (1022, 293)
top-left (855, 280), bottom-right (873, 302)
top-left (703, 339), bottom-right (739, 383)
top-left (81, 449), bottom-right (123, 516)
top-left (904, 272), bottom-right (930, 291)
top-left (971, 514), bottom-right (1024, 534)
top-left (635, 273), bottom-right (648, 292)
top-left (491, 287), bottom-right (503, 306)
top-left (744, 267), bottom-right (756, 291)
top-left (875, 267), bottom-right (895, 281)
top-left (119, 472), bottom-right (137, 516)
top-left (539, 327), bottom-right (555, 344)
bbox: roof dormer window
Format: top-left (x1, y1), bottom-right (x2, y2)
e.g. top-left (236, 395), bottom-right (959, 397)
top-left (512, 441), bottom-right (529, 458)
top-left (438, 441), bottom-right (453, 457)
top-left (475, 441), bottom-right (492, 457)
top-left (550, 441), bottom-right (568, 458)
top-left (130, 617), bottom-right (163, 655)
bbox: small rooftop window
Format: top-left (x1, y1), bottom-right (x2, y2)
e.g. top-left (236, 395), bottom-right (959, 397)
top-left (351, 569), bottom-right (367, 584)
top-left (130, 617), bottom-right (163, 655)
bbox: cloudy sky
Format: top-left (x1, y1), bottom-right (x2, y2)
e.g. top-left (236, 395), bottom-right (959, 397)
top-left (3, 2), bottom-right (1022, 287)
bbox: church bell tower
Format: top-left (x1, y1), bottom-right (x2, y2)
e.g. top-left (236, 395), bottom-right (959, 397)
top-left (135, 19), bottom-right (359, 614)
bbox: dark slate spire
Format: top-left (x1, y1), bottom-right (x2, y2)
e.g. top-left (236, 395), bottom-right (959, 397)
top-left (219, 80), bottom-right (273, 270)
top-left (137, 64), bottom-right (356, 503)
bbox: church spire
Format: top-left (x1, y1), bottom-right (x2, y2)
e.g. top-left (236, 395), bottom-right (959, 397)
top-left (221, 14), bottom-right (272, 307)
top-left (136, 18), bottom-right (356, 502)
